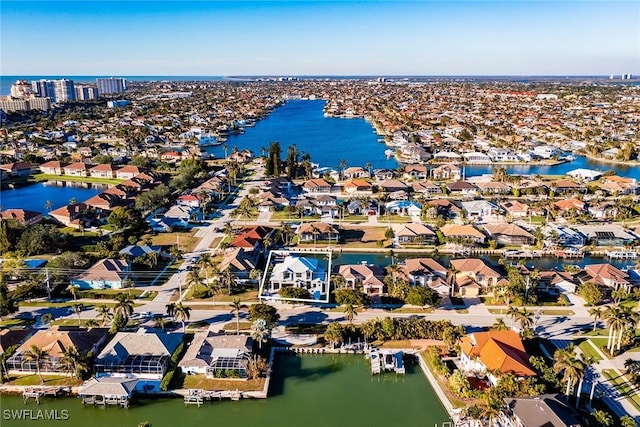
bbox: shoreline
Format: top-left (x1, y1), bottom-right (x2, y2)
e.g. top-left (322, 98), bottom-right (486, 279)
top-left (583, 153), bottom-right (640, 167)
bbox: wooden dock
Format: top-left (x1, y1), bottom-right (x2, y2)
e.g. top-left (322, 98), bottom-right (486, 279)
top-left (183, 389), bottom-right (243, 406)
top-left (22, 387), bottom-right (68, 404)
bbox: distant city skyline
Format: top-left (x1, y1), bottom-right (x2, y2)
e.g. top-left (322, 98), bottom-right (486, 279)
top-left (1, 1), bottom-right (638, 76)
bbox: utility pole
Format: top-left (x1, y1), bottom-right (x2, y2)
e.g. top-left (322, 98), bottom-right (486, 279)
top-left (45, 268), bottom-right (51, 300)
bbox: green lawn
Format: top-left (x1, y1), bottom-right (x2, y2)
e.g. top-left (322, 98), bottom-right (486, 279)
top-left (178, 373), bottom-right (265, 391)
top-left (576, 339), bottom-right (604, 362)
top-left (33, 173), bottom-right (124, 185)
top-left (0, 318), bottom-right (36, 328)
top-left (601, 369), bottom-right (640, 412)
top-left (221, 321), bottom-right (253, 332)
top-left (7, 374), bottom-right (82, 387)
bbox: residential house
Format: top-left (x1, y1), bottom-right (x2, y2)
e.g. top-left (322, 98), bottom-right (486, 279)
top-left (576, 225), bottom-right (637, 247)
top-left (336, 264), bottom-right (385, 296)
top-left (460, 200), bottom-right (498, 221)
top-left (119, 245), bottom-right (164, 262)
top-left (0, 209), bottom-right (43, 225)
top-left (303, 178), bottom-right (333, 196)
top-left (403, 165), bottom-right (428, 181)
top-left (71, 258), bottom-right (131, 289)
top-left (451, 258), bottom-right (503, 294)
top-left (501, 394), bottom-right (582, 427)
top-left (346, 199), bottom-right (378, 216)
top-left (501, 201), bottom-right (529, 218)
top-left (598, 175), bottom-right (638, 195)
top-left (427, 199), bottom-right (461, 218)
top-left (566, 168), bottom-right (602, 182)
top-left (373, 169), bottom-right (395, 181)
top-left (403, 258), bottom-right (448, 294)
top-left (538, 271), bottom-right (578, 294)
top-left (39, 160), bottom-right (66, 175)
top-left (49, 203), bottom-right (87, 228)
top-left (440, 224), bottom-right (486, 244)
top-left (93, 330), bottom-right (183, 392)
top-left (484, 223), bottom-right (536, 246)
top-left (587, 202), bottom-right (617, 220)
top-left (63, 162), bottom-right (89, 177)
top-left (446, 181), bottom-right (477, 195)
top-left (179, 332), bottom-right (253, 378)
top-left (553, 198), bottom-right (585, 216)
top-left (577, 263), bottom-right (633, 293)
top-left (218, 248), bottom-right (257, 279)
top-left (83, 192), bottom-right (122, 212)
top-left (543, 226), bottom-right (586, 248)
top-left (268, 256), bottom-right (327, 298)
top-left (377, 179), bottom-right (408, 194)
top-left (177, 194), bottom-right (201, 208)
top-left (115, 165), bottom-right (143, 180)
top-left (463, 151), bottom-right (491, 164)
top-left (412, 181), bottom-right (442, 195)
top-left (229, 226), bottom-right (274, 255)
top-left (0, 329), bottom-right (32, 357)
top-left (342, 166), bottom-right (370, 179)
top-left (6, 327), bottom-right (109, 376)
top-left (89, 163), bottom-right (117, 178)
top-left (0, 162), bottom-right (33, 177)
top-left (431, 164), bottom-right (461, 181)
top-left (395, 223), bottom-right (437, 245)
top-left (459, 331), bottom-right (535, 386)
top-left (552, 179), bottom-right (585, 194)
top-left (343, 179), bottom-right (373, 196)
top-left (385, 200), bottom-right (422, 217)
top-left (475, 181), bottom-right (512, 194)
top-left (296, 222), bottom-right (340, 243)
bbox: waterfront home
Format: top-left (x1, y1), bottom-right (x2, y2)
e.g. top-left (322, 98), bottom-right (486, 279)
top-left (483, 223), bottom-right (536, 246)
top-left (403, 258), bottom-right (447, 289)
top-left (93, 330), bottom-right (183, 392)
top-left (395, 223), bottom-right (437, 245)
top-left (450, 258), bottom-right (503, 292)
top-left (0, 209), bottom-right (43, 225)
top-left (49, 203), bottom-right (87, 228)
top-left (268, 255), bottom-right (327, 297)
top-left (343, 166), bottom-right (370, 179)
top-left (598, 175), bottom-right (638, 195)
top-left (501, 394), bottom-right (583, 427)
top-left (402, 164), bottom-right (428, 181)
top-left (460, 331), bottom-right (535, 386)
top-left (218, 248), bottom-right (257, 279)
top-left (343, 179), bottom-right (373, 196)
top-left (6, 327), bottom-right (109, 376)
top-left (538, 271), bottom-right (578, 294)
top-left (551, 179), bottom-right (585, 194)
top-left (440, 224), bottom-right (487, 244)
top-left (542, 225), bottom-right (585, 248)
top-left (501, 201), bottom-right (529, 218)
top-left (577, 263), bottom-right (633, 293)
top-left (433, 151), bottom-right (462, 163)
top-left (179, 332), bottom-right (253, 378)
top-left (431, 164), bottom-right (461, 181)
top-left (602, 148), bottom-right (619, 159)
top-left (566, 168), bottom-right (602, 182)
top-left (71, 258), bottom-right (131, 289)
top-left (39, 160), bottom-right (66, 175)
top-left (412, 180), bottom-right (442, 195)
top-left (488, 148), bottom-right (519, 162)
top-left (446, 181), bottom-right (477, 196)
top-left (0, 328), bottom-right (33, 357)
top-left (115, 165), bottom-right (143, 180)
top-left (460, 200), bottom-right (498, 222)
top-left (336, 263), bottom-right (385, 296)
top-left (62, 162), bottom-right (89, 177)
top-left (373, 169), bottom-right (396, 181)
top-left (83, 192), bottom-right (122, 211)
top-left (0, 161), bottom-right (33, 177)
top-left (303, 178), bottom-right (333, 196)
top-left (575, 224), bottom-right (637, 247)
top-left (385, 200), bottom-right (422, 217)
top-left (463, 151), bottom-right (491, 164)
top-left (89, 163), bottom-right (117, 178)
top-left (532, 145), bottom-right (558, 159)
top-left (475, 181), bottom-right (512, 194)
top-left (296, 222), bottom-right (340, 243)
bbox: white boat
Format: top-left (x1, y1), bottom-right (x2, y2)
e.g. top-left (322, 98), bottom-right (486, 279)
top-left (384, 149), bottom-right (395, 157)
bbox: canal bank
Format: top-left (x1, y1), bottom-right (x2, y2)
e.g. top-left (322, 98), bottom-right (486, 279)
top-left (0, 353), bottom-right (451, 427)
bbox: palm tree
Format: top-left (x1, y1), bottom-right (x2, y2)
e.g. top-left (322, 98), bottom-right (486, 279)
top-left (251, 318), bottom-right (271, 351)
top-left (219, 267), bottom-right (235, 295)
top-left (197, 253), bottom-right (213, 286)
top-left (490, 318), bottom-right (509, 331)
top-left (96, 304), bottom-right (113, 326)
top-left (173, 303), bottom-right (192, 333)
top-left (24, 345), bottom-right (47, 384)
top-left (72, 302), bottom-right (83, 327)
top-left (602, 305), bottom-right (625, 353)
top-left (66, 284), bottom-right (79, 301)
top-left (592, 409), bottom-right (613, 427)
top-left (513, 307), bottom-right (534, 334)
top-left (553, 346), bottom-right (586, 398)
top-left (230, 298), bottom-right (247, 335)
top-left (588, 306), bottom-right (603, 332)
top-left (446, 265), bottom-right (458, 296)
top-left (186, 270), bottom-right (204, 296)
top-left (343, 303), bottom-right (357, 324)
top-left (59, 346), bottom-right (88, 379)
top-left (114, 294), bottom-right (134, 322)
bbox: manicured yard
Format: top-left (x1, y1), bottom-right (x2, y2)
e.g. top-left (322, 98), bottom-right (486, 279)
top-left (576, 339), bottom-right (604, 362)
top-left (7, 374), bottom-right (83, 387)
top-left (0, 318), bottom-right (36, 328)
top-left (601, 369), bottom-right (640, 412)
top-left (221, 321), bottom-right (253, 332)
top-left (144, 231), bottom-right (201, 252)
top-left (178, 373), bottom-right (265, 392)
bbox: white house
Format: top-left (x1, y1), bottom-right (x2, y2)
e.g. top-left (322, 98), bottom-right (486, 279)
top-left (269, 256), bottom-right (327, 298)
top-left (566, 168), bottom-right (603, 182)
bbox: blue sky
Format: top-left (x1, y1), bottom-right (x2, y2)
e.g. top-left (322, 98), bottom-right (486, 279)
top-left (1, 1), bottom-right (638, 75)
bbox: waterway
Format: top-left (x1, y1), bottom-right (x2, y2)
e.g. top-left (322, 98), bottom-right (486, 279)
top-left (0, 182), bottom-right (105, 213)
top-left (205, 99), bottom-right (398, 170)
top-left (331, 252), bottom-right (636, 272)
top-left (0, 354), bottom-right (450, 427)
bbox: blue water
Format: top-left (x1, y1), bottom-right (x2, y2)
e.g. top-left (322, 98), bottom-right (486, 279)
top-left (0, 182), bottom-right (104, 213)
top-left (207, 99), bottom-right (397, 170)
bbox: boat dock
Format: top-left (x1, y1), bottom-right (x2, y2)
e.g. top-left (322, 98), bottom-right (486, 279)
top-left (183, 389), bottom-right (243, 406)
top-left (368, 349), bottom-right (406, 376)
top-left (22, 387), bottom-right (69, 404)
top-left (82, 395), bottom-right (130, 408)
top-left (554, 248), bottom-right (584, 258)
top-left (605, 250), bottom-right (638, 260)
top-left (502, 250), bottom-right (542, 259)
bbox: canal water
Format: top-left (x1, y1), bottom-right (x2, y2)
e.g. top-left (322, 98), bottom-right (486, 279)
top-left (0, 354), bottom-right (450, 427)
top-left (206, 99), bottom-right (398, 170)
top-left (0, 181), bottom-right (105, 213)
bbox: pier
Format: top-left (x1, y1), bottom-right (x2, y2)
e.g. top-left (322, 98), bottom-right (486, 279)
top-left (368, 349), bottom-right (406, 376)
top-left (183, 389), bottom-right (243, 406)
top-left (22, 386), bottom-right (68, 404)
top-left (605, 250), bottom-right (638, 260)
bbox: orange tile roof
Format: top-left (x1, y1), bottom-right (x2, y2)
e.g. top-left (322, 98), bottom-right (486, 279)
top-left (460, 331), bottom-right (535, 377)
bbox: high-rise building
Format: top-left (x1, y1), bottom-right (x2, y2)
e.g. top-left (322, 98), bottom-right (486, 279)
top-left (75, 85), bottom-right (99, 100)
top-left (25, 97), bottom-right (52, 111)
top-left (31, 79), bottom-right (56, 101)
top-left (10, 80), bottom-right (33, 98)
top-left (54, 79), bottom-right (76, 102)
top-left (96, 77), bottom-right (127, 95)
